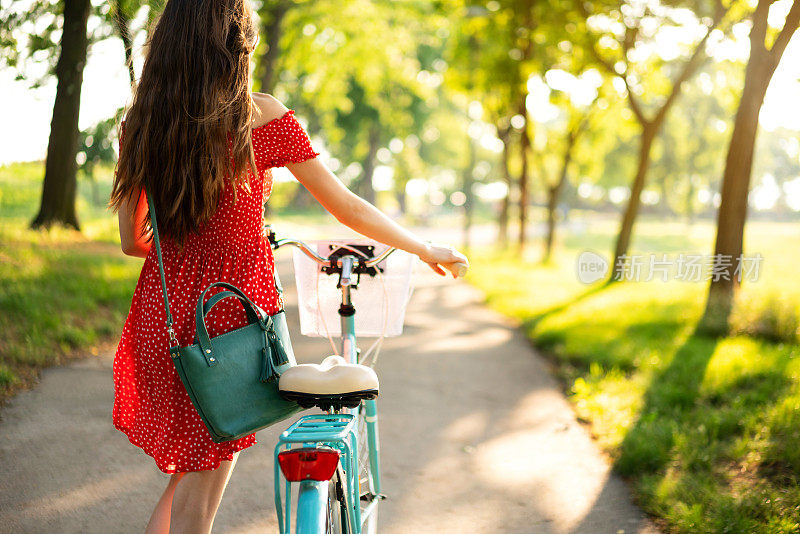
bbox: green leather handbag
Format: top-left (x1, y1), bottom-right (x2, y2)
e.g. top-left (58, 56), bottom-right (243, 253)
top-left (145, 186), bottom-right (303, 444)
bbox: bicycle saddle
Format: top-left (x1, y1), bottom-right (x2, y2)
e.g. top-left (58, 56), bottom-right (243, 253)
top-left (278, 355), bottom-right (379, 410)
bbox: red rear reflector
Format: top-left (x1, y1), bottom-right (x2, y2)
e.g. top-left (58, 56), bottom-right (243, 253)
top-left (278, 448), bottom-right (340, 482)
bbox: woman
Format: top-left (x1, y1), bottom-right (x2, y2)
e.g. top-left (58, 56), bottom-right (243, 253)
top-left (108, 0), bottom-right (468, 532)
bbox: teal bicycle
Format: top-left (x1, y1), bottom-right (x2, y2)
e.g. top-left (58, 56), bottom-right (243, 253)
top-left (265, 226), bottom-right (400, 534)
top-left (266, 225), bottom-right (467, 533)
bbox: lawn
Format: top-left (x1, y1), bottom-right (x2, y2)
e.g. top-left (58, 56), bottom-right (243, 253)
top-left (465, 216), bottom-right (800, 533)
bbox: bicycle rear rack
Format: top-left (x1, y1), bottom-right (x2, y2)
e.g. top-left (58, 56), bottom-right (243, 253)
top-left (274, 414), bottom-right (360, 533)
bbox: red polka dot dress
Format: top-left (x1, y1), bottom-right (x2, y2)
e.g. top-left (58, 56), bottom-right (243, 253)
top-left (112, 109), bottom-right (320, 474)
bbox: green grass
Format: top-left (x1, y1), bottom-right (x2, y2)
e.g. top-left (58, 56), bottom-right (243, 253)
top-left (466, 219), bottom-right (800, 533)
top-left (0, 162), bottom-right (135, 401)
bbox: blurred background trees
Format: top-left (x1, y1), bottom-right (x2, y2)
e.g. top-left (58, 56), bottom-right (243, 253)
top-left (1, 0), bottom-right (799, 329)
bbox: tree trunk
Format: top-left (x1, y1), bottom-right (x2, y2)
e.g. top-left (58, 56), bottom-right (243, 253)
top-left (258, 1), bottom-right (290, 95)
top-left (602, 10), bottom-right (719, 280)
top-left (497, 128), bottom-right (512, 247)
top-left (112, 1), bottom-right (136, 86)
top-left (544, 131), bottom-right (577, 262)
top-left (395, 187), bottom-right (407, 215)
top-left (611, 123), bottom-right (657, 280)
top-left (700, 57), bottom-right (775, 332)
top-left (518, 98), bottom-right (531, 253)
top-left (30, 0), bottom-right (91, 231)
top-left (544, 186), bottom-right (558, 262)
top-left (496, 123), bottom-right (513, 249)
top-left (699, 0), bottom-right (799, 333)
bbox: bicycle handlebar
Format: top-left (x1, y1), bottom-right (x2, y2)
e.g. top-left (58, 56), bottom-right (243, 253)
top-left (270, 235), bottom-right (395, 269)
top-left (264, 225), bottom-right (468, 277)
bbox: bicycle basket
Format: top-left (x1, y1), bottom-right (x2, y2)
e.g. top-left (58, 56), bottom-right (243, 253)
top-left (291, 239), bottom-right (417, 337)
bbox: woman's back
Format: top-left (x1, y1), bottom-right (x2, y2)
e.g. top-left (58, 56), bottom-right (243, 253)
top-left (112, 105), bottom-right (320, 474)
top-left (161, 108), bottom-right (316, 252)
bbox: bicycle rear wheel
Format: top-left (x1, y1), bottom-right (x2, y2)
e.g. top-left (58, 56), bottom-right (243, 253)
top-left (327, 465), bottom-right (349, 534)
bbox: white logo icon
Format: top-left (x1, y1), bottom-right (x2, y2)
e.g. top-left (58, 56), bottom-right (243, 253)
top-left (576, 250), bottom-right (609, 284)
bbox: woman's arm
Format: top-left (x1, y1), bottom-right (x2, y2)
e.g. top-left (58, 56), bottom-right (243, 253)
top-left (252, 92), bottom-right (468, 276)
top-left (285, 157), bottom-right (468, 277)
top-left (119, 188), bottom-right (152, 258)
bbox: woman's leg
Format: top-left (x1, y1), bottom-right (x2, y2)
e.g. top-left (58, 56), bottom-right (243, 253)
top-left (145, 472), bottom-right (186, 534)
top-left (168, 451), bottom-right (241, 534)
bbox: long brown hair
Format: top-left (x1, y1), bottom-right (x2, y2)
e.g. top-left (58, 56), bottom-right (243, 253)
top-left (109, 0), bottom-right (260, 252)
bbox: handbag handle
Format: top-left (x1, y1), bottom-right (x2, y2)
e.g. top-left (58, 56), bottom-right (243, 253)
top-left (199, 289), bottom-right (267, 340)
top-left (203, 290), bottom-right (262, 319)
top-left (199, 284), bottom-right (266, 327)
top-left (195, 284), bottom-right (289, 378)
top-left (143, 184), bottom-right (284, 349)
top-left (194, 281), bottom-right (272, 362)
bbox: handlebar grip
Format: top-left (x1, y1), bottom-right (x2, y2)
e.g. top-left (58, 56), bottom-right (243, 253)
top-left (453, 262), bottom-right (468, 278)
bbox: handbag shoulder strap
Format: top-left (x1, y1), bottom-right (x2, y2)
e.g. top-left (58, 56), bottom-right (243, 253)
top-left (144, 185), bottom-right (178, 347)
top-left (143, 184), bottom-right (284, 349)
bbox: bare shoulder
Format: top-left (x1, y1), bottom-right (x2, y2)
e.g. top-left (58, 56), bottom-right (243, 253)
top-left (251, 92), bottom-right (290, 129)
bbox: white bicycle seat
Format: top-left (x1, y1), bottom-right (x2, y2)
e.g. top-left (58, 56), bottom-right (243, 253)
top-left (279, 355), bottom-right (379, 396)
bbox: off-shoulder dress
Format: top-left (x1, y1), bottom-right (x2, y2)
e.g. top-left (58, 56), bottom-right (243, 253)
top-left (112, 110), bottom-right (320, 473)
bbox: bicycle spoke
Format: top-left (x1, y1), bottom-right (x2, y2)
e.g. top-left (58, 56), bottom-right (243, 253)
top-left (357, 407), bottom-right (372, 495)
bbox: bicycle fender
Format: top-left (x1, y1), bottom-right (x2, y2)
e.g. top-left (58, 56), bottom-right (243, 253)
top-left (296, 480), bottom-right (329, 534)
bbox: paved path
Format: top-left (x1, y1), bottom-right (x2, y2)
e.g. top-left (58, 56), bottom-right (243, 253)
top-left (0, 235), bottom-right (658, 533)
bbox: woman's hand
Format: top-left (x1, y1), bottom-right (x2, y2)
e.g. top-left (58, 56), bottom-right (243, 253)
top-left (418, 241), bottom-right (469, 278)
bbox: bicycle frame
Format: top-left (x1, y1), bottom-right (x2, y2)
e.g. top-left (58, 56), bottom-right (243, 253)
top-left (271, 234), bottom-right (385, 534)
top-left (338, 255), bottom-right (383, 504)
